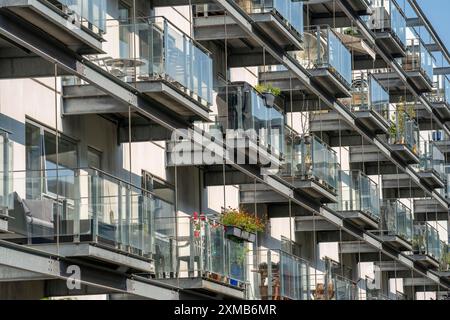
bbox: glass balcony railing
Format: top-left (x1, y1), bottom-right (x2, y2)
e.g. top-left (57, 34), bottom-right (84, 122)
top-left (427, 75), bottom-right (450, 105)
top-left (0, 134), bottom-right (13, 211)
top-left (348, 74), bottom-right (390, 121)
top-left (312, 273), bottom-right (358, 300)
top-left (389, 112), bottom-right (420, 155)
top-left (282, 132), bottom-right (339, 193)
top-left (47, 0), bottom-right (106, 35)
top-left (235, 0), bottom-right (304, 36)
top-left (216, 83), bottom-right (285, 156)
top-left (369, 0), bottom-right (406, 48)
top-left (250, 249), bottom-right (310, 300)
top-left (380, 199), bottom-right (413, 242)
top-left (419, 141), bottom-right (445, 180)
top-left (403, 39), bottom-right (434, 84)
top-left (412, 222), bottom-right (441, 261)
top-left (92, 17), bottom-right (213, 106)
top-left (8, 168), bottom-right (175, 262)
top-left (174, 215), bottom-right (249, 288)
top-left (296, 26), bottom-right (352, 87)
top-left (439, 241), bottom-right (450, 272)
top-left (330, 170), bottom-right (380, 220)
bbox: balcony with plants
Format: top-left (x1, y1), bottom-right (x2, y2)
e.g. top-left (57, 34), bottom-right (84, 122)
top-left (367, 0), bottom-right (407, 57)
top-left (295, 25), bottom-right (352, 97)
top-left (7, 168), bottom-right (175, 273)
top-left (161, 209), bottom-right (262, 298)
top-left (402, 38), bottom-right (435, 92)
top-left (2, 0), bottom-right (106, 54)
top-left (343, 73), bottom-right (391, 134)
top-left (376, 199), bottom-right (413, 250)
top-left (329, 170), bottom-right (380, 229)
top-left (65, 16), bottom-right (214, 121)
top-left (411, 222), bottom-right (442, 268)
top-left (388, 103), bottom-right (420, 164)
top-left (250, 249), bottom-right (310, 300)
top-left (214, 82), bottom-right (285, 160)
top-left (281, 130), bottom-right (339, 203)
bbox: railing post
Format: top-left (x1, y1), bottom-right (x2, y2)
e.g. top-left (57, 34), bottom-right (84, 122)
top-left (267, 250), bottom-right (272, 300)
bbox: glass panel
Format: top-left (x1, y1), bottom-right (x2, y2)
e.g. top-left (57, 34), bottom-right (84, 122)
top-left (403, 39), bottom-right (434, 83)
top-left (332, 171), bottom-right (380, 220)
top-left (57, 0), bottom-right (106, 34)
top-left (369, 75), bottom-right (390, 120)
top-left (236, 0), bottom-right (304, 35)
top-left (413, 222), bottom-right (441, 260)
top-left (369, 0), bottom-right (406, 47)
top-left (0, 134), bottom-right (13, 210)
top-left (381, 200), bottom-right (413, 242)
top-left (7, 169), bottom-right (166, 261)
top-left (419, 141), bottom-right (445, 180)
top-left (390, 112), bottom-right (419, 155)
top-left (92, 17), bottom-right (213, 106)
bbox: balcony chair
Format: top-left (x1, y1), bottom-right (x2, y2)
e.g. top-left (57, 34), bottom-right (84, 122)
top-left (176, 235), bottom-right (203, 278)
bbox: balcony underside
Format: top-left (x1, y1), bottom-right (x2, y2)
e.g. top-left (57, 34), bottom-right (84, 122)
top-left (0, 0), bottom-right (103, 54)
top-left (390, 144), bottom-right (420, 165)
top-left (337, 210), bottom-right (379, 230)
top-left (432, 102), bottom-right (450, 121)
top-left (373, 32), bottom-right (406, 58)
top-left (353, 109), bottom-right (390, 134)
top-left (31, 242), bottom-right (154, 273)
top-left (282, 177), bottom-right (337, 204)
top-left (410, 254), bottom-right (440, 269)
top-left (309, 0), bottom-right (370, 28)
top-left (310, 68), bottom-right (351, 98)
top-left (418, 171), bottom-right (445, 189)
top-left (377, 234), bottom-right (412, 251)
top-left (259, 71), bottom-right (328, 111)
top-left (166, 139), bottom-right (281, 170)
top-left (381, 173), bottom-right (426, 199)
top-left (295, 216), bottom-right (339, 232)
top-left (157, 277), bottom-right (245, 299)
top-left (414, 199), bottom-right (449, 221)
top-left (434, 140), bottom-right (450, 154)
top-left (349, 145), bottom-right (397, 175)
top-left (62, 81), bottom-right (211, 122)
top-left (194, 14), bottom-right (302, 54)
top-left (373, 71), bottom-right (433, 95)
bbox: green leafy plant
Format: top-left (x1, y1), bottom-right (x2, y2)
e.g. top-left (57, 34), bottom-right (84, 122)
top-left (220, 207), bottom-right (265, 233)
top-left (343, 27), bottom-right (360, 36)
top-left (255, 83), bottom-right (281, 97)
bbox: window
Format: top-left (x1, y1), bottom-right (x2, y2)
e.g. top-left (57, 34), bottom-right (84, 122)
top-left (25, 122), bottom-right (78, 199)
top-left (87, 147), bottom-right (102, 169)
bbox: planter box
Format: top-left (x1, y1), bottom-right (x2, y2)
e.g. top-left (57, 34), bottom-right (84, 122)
top-left (225, 226), bottom-right (256, 243)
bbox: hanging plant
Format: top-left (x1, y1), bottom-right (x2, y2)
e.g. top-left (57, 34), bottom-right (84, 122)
top-left (220, 207), bottom-right (265, 242)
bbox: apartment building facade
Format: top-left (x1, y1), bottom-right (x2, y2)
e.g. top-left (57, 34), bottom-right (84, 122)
top-left (0, 0), bottom-right (448, 300)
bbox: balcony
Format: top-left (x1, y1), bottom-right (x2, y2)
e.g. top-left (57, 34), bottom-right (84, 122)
top-left (5, 168), bottom-right (177, 273)
top-left (417, 141), bottom-right (445, 189)
top-left (377, 199), bottom-right (413, 251)
top-left (166, 82), bottom-right (285, 168)
top-left (347, 74), bottom-right (391, 133)
top-left (426, 76), bottom-right (450, 120)
top-left (0, 0), bottom-right (105, 53)
top-left (402, 39), bottom-right (434, 93)
top-left (411, 222), bottom-right (442, 268)
top-left (0, 133), bottom-right (13, 233)
top-left (155, 215), bottom-right (249, 299)
top-left (329, 170), bottom-right (380, 229)
top-left (367, 0), bottom-right (407, 57)
top-left (194, 1), bottom-right (304, 54)
top-left (251, 249), bottom-right (310, 300)
top-left (64, 17), bottom-right (213, 122)
top-left (312, 272), bottom-right (358, 301)
top-left (388, 112), bottom-right (420, 164)
top-left (281, 132), bottom-right (339, 203)
top-left (296, 26), bottom-right (352, 98)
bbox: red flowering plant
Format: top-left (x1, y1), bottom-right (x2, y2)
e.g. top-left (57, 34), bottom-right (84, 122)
top-left (220, 207), bottom-right (265, 233)
top-left (190, 211), bottom-right (206, 238)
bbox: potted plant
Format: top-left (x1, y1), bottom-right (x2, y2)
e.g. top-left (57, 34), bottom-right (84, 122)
top-left (255, 83), bottom-right (281, 107)
top-left (220, 207), bottom-right (265, 242)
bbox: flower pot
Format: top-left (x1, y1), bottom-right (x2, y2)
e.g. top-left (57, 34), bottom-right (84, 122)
top-left (247, 232), bottom-right (256, 243)
top-left (263, 92), bottom-right (276, 107)
top-left (241, 230), bottom-right (250, 240)
top-left (225, 226), bottom-right (242, 239)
